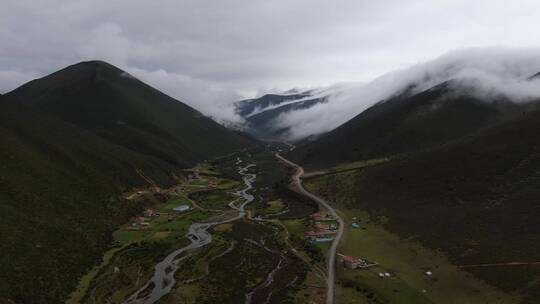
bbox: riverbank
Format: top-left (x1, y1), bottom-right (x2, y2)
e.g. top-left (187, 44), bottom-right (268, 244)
top-left (66, 162), bottom-right (247, 303)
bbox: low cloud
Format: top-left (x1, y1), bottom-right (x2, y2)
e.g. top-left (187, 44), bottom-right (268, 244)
top-left (276, 47), bottom-right (540, 140)
top-left (2, 1), bottom-right (540, 129)
top-left (127, 67), bottom-right (243, 123)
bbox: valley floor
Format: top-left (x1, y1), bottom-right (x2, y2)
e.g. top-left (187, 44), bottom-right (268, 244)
top-left (66, 147), bottom-right (325, 304)
top-left (66, 146), bottom-right (524, 304)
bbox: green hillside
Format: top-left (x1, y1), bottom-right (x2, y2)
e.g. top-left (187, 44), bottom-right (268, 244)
top-left (290, 82), bottom-right (523, 169)
top-left (8, 60), bottom-right (252, 167)
top-left (0, 61), bottom-right (255, 304)
top-left (290, 83), bottom-right (540, 302)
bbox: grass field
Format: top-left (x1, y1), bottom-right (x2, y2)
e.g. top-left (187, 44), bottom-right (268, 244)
top-left (66, 246), bottom-right (123, 304)
top-left (282, 219), bottom-right (308, 238)
top-left (161, 195), bottom-right (192, 211)
top-left (217, 179), bottom-right (241, 190)
top-left (266, 200), bottom-right (285, 213)
top-left (336, 208), bottom-right (519, 304)
top-left (192, 163), bottom-right (220, 176)
top-left (304, 161), bottom-right (530, 304)
top-left (189, 190), bottom-right (237, 210)
top-left (66, 165), bottom-right (241, 303)
top-left (332, 157), bottom-right (391, 172)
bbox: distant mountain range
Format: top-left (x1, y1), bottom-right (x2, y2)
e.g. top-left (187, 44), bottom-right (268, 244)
top-left (0, 61), bottom-right (255, 303)
top-left (235, 90), bottom-right (329, 140)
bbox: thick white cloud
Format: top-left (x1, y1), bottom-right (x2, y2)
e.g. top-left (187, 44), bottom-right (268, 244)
top-left (1, 0), bottom-right (540, 124)
top-left (276, 47), bottom-right (540, 140)
top-left (126, 67), bottom-right (242, 123)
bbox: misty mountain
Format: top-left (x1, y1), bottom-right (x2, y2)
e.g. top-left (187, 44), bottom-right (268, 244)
top-left (290, 80), bottom-right (529, 168)
top-left (0, 62), bottom-right (255, 303)
top-left (288, 77), bottom-right (540, 302)
top-left (235, 91), bottom-right (328, 140)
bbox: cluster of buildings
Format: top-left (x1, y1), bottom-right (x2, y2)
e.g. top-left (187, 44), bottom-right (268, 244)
top-left (305, 212), bottom-right (338, 243)
top-left (351, 216), bottom-right (361, 229)
top-left (129, 205), bottom-right (191, 229)
top-left (129, 208), bottom-right (160, 228)
top-left (341, 255), bottom-right (379, 269)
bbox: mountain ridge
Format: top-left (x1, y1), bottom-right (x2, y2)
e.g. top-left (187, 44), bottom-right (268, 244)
top-left (8, 60), bottom-right (254, 167)
top-left (0, 61), bottom-right (256, 303)
top-left (287, 78), bottom-right (540, 302)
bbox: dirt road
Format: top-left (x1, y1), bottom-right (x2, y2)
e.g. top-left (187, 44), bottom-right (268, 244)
top-left (276, 153), bottom-right (344, 304)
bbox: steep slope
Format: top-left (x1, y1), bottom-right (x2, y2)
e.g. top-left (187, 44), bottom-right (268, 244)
top-left (236, 92), bottom-right (328, 140)
top-left (288, 81), bottom-right (540, 302)
top-left (0, 94), bottom-right (183, 303)
top-left (8, 60), bottom-right (253, 167)
top-left (0, 63), bottom-right (255, 303)
top-left (290, 82), bottom-right (523, 169)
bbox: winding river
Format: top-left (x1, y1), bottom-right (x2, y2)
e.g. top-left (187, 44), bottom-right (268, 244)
top-left (124, 158), bottom-right (256, 304)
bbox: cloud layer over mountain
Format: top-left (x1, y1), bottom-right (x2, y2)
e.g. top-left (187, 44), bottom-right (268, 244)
top-left (2, 1), bottom-right (540, 126)
top-left (276, 47), bottom-right (540, 140)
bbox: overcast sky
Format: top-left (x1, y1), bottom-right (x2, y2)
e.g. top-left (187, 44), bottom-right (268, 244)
top-left (2, 0), bottom-right (540, 121)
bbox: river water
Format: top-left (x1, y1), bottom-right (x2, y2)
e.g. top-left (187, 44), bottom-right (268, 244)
top-left (124, 158), bottom-right (256, 304)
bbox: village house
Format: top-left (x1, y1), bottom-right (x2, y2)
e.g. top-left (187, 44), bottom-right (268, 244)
top-left (310, 236), bottom-right (334, 243)
top-left (305, 230), bottom-right (336, 238)
top-left (173, 205), bottom-right (190, 213)
top-left (342, 255), bottom-right (378, 269)
top-left (130, 216), bottom-right (149, 228)
top-left (143, 209), bottom-right (159, 217)
top-left (310, 212), bottom-right (336, 221)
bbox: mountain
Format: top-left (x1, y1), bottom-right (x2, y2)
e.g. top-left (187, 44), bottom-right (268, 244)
top-left (0, 62), bottom-right (255, 303)
top-left (235, 91), bottom-right (328, 140)
top-left (290, 81), bottom-right (524, 168)
top-left (8, 60), bottom-right (252, 167)
top-left (288, 79), bottom-right (540, 302)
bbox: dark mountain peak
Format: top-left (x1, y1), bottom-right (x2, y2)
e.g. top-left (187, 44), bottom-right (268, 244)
top-left (69, 60), bottom-right (131, 79)
top-left (6, 60), bottom-right (254, 167)
top-left (68, 59), bottom-right (121, 72)
top-left (7, 60), bottom-right (132, 106)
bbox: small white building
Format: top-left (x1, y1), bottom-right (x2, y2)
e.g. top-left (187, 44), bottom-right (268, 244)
top-left (173, 205), bottom-right (190, 212)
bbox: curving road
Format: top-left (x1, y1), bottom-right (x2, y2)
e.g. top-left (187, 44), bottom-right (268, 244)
top-left (275, 153), bottom-right (344, 304)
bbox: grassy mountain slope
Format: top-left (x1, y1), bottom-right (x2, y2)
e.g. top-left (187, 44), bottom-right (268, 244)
top-left (0, 62), bottom-right (255, 303)
top-left (8, 60), bottom-right (252, 167)
top-left (289, 83), bottom-right (540, 302)
top-left (290, 82), bottom-right (522, 169)
top-left (0, 95), bottom-right (179, 303)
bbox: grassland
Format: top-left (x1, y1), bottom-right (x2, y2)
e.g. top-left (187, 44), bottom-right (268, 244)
top-left (265, 200), bottom-right (285, 213)
top-left (332, 157), bottom-right (391, 172)
top-left (66, 165), bottom-right (240, 303)
top-left (189, 190), bottom-right (237, 210)
top-left (67, 149), bottom-right (318, 304)
top-left (303, 164), bottom-right (522, 304)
